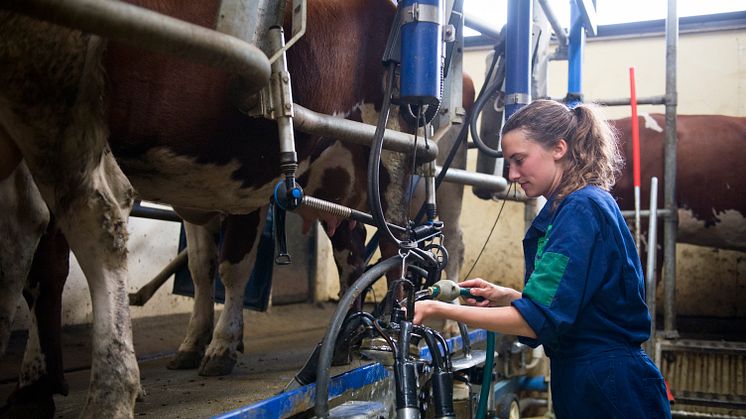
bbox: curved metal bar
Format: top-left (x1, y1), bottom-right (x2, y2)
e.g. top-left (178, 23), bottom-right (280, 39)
top-left (2, 0), bottom-right (271, 94)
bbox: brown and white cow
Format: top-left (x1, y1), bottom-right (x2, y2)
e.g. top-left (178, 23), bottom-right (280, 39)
top-left (612, 113), bottom-right (746, 253)
top-left (0, 0), bottom-right (408, 415)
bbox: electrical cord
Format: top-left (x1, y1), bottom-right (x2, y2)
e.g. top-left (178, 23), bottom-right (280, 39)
top-left (461, 182), bottom-right (515, 281)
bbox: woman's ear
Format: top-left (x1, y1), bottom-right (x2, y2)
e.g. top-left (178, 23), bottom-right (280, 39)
top-left (553, 139), bottom-right (568, 161)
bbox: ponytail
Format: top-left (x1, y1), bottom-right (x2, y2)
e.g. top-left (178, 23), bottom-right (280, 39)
top-left (501, 100), bottom-right (623, 207)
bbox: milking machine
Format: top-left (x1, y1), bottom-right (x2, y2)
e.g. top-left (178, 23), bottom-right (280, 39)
top-left (265, 0), bottom-right (515, 417)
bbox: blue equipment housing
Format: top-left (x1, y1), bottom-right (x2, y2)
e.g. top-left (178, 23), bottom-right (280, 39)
top-left (399, 0), bottom-right (443, 106)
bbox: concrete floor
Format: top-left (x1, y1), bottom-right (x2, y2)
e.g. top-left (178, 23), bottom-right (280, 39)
top-left (1, 302), bottom-right (345, 418)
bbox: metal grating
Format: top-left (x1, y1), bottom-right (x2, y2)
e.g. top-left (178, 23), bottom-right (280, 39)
top-left (657, 339), bottom-right (746, 414)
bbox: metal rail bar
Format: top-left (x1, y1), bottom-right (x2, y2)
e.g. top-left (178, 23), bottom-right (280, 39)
top-left (2, 0), bottom-right (271, 94)
top-left (662, 0), bottom-right (679, 338)
top-left (293, 105), bottom-right (438, 162)
top-left (593, 95), bottom-right (667, 106)
top-left (537, 0), bottom-right (568, 47)
top-left (464, 13), bottom-right (502, 40)
top-left (621, 208), bottom-right (673, 219)
top-left (130, 203), bottom-right (182, 223)
top-left (128, 249), bottom-right (187, 306)
top-left (436, 166), bottom-right (508, 193)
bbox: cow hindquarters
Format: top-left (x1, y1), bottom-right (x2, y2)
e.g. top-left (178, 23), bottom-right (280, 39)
top-left (0, 29), bottom-right (140, 415)
top-left (199, 210), bottom-right (265, 376)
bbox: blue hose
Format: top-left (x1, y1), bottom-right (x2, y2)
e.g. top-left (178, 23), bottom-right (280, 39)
top-left (476, 331), bottom-right (496, 418)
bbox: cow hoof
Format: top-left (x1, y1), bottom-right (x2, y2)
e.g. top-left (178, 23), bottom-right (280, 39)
top-left (198, 353), bottom-right (236, 376)
top-left (167, 351), bottom-right (203, 370)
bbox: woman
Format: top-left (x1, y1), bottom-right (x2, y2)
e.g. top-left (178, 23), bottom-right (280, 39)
top-left (413, 100), bottom-right (671, 418)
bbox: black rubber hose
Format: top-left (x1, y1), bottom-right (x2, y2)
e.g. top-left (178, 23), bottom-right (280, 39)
top-left (368, 64), bottom-right (404, 246)
top-left (469, 68), bottom-right (506, 158)
top-left (314, 255), bottom-right (402, 418)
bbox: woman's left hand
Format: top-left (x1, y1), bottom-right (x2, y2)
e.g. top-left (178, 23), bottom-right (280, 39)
top-left (413, 300), bottom-right (441, 325)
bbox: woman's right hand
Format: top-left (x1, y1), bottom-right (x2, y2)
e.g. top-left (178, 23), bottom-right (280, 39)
top-left (458, 278), bottom-right (521, 307)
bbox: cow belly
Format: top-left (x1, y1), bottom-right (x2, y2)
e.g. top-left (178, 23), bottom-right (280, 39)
top-left (678, 208), bottom-right (746, 251)
top-left (117, 148), bottom-right (310, 213)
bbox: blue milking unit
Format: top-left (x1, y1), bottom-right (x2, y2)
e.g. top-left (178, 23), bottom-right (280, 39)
top-left (400, 0), bottom-right (444, 108)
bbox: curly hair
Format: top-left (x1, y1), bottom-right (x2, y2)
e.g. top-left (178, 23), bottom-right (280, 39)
top-left (501, 99), bottom-right (623, 207)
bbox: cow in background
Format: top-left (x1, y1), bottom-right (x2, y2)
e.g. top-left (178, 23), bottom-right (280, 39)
top-left (611, 113), bottom-right (746, 261)
top-left (0, 0), bottom-right (408, 415)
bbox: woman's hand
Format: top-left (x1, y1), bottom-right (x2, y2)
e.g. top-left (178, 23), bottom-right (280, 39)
top-left (458, 278), bottom-right (521, 307)
top-left (413, 300), bottom-right (442, 325)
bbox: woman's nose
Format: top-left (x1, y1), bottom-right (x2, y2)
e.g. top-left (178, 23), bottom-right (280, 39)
top-left (508, 165), bottom-right (519, 182)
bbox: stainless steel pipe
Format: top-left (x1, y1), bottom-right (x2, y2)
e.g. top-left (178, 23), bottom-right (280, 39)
top-left (663, 0), bottom-right (679, 338)
top-left (435, 166), bottom-right (508, 193)
top-left (2, 0), bottom-right (271, 94)
top-left (594, 95), bottom-right (667, 107)
top-left (293, 105), bottom-right (438, 162)
top-left (464, 13), bottom-right (502, 40)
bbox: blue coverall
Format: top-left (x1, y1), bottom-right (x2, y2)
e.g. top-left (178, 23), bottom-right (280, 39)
top-left (512, 185), bottom-right (671, 418)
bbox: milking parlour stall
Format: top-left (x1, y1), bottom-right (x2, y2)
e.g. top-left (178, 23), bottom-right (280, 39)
top-left (0, 0), bottom-right (744, 418)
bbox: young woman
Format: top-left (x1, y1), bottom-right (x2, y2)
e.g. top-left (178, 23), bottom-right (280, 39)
top-left (413, 100), bottom-right (671, 418)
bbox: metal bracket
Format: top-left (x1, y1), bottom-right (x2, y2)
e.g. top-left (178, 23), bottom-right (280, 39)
top-left (267, 0), bottom-right (306, 64)
top-left (504, 92), bottom-right (530, 106)
top-left (402, 3), bottom-right (442, 25)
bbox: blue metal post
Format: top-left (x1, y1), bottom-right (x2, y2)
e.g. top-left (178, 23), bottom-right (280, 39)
top-left (505, 0), bottom-right (532, 119)
top-left (567, 0), bottom-right (585, 107)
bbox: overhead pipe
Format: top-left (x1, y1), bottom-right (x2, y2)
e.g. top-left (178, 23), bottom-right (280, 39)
top-left (566, 0), bottom-right (585, 107)
top-left (293, 104), bottom-right (438, 162)
top-left (504, 0), bottom-right (532, 118)
top-left (2, 0), bottom-right (271, 94)
top-left (464, 13), bottom-right (502, 40)
top-left (537, 0), bottom-right (568, 47)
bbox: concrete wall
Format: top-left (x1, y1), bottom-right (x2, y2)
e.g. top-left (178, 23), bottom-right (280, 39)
top-left (461, 27), bottom-right (746, 317)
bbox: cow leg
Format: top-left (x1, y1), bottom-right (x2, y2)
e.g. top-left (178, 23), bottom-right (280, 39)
top-left (49, 155), bottom-right (139, 418)
top-left (0, 26), bottom-right (140, 415)
top-left (1, 221), bottom-right (69, 419)
top-left (330, 221), bottom-right (368, 302)
top-left (0, 160), bottom-right (49, 357)
top-left (168, 219), bottom-right (219, 370)
top-left (199, 210), bottom-right (265, 376)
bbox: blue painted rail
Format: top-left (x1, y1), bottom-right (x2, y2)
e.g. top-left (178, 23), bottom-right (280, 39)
top-left (214, 328), bottom-right (545, 418)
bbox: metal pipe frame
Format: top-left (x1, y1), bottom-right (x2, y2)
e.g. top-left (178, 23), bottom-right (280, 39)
top-left (2, 0), bottom-right (271, 94)
top-left (621, 209), bottom-right (673, 219)
top-left (130, 203), bottom-right (182, 223)
top-left (644, 177), bottom-right (659, 356)
top-left (593, 95), bottom-right (667, 107)
top-left (566, 0), bottom-right (585, 106)
top-left (435, 166), bottom-right (508, 193)
top-left (293, 105), bottom-right (438, 162)
top-left (464, 12), bottom-right (502, 40)
top-left (662, 0), bottom-right (679, 338)
top-left (537, 0), bottom-right (568, 47)
top-left (504, 0), bottom-right (532, 118)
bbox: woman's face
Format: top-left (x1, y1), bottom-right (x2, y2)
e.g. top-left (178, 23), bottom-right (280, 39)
top-left (501, 129), bottom-right (567, 198)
